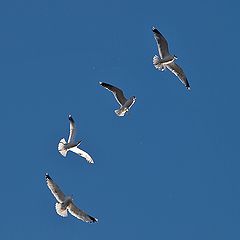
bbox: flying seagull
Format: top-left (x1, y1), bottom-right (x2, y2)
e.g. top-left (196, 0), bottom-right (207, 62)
top-left (45, 173), bottom-right (98, 223)
top-left (99, 82), bottom-right (136, 117)
top-left (58, 115), bottom-right (94, 164)
top-left (152, 26), bottom-right (190, 90)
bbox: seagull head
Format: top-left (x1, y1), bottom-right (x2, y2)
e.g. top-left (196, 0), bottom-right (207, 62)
top-left (66, 195), bottom-right (74, 202)
top-left (173, 55), bottom-right (178, 60)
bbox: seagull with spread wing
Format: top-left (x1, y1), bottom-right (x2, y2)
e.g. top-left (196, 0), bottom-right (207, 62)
top-left (152, 26), bottom-right (190, 90)
top-left (99, 82), bottom-right (136, 117)
top-left (45, 173), bottom-right (98, 223)
top-left (58, 115), bottom-right (94, 164)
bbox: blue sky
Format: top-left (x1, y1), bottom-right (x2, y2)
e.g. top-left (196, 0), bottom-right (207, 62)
top-left (0, 0), bottom-right (240, 239)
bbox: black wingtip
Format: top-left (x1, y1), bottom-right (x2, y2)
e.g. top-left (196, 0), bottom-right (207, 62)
top-left (68, 115), bottom-right (74, 122)
top-left (45, 173), bottom-right (51, 180)
top-left (186, 84), bottom-right (191, 91)
top-left (99, 82), bottom-right (109, 88)
top-left (152, 26), bottom-right (159, 34)
top-left (99, 81), bottom-right (106, 86)
top-left (89, 216), bottom-right (98, 223)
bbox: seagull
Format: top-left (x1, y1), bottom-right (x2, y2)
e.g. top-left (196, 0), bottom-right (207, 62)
top-left (152, 26), bottom-right (190, 90)
top-left (45, 173), bottom-right (98, 223)
top-left (58, 115), bottom-right (94, 164)
top-left (99, 82), bottom-right (136, 117)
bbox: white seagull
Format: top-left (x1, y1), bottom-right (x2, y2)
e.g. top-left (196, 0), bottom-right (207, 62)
top-left (152, 26), bottom-right (190, 90)
top-left (58, 115), bottom-right (94, 164)
top-left (45, 173), bottom-right (98, 223)
top-left (99, 82), bottom-right (136, 117)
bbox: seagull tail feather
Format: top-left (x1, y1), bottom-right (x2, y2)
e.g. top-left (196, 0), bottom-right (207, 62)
top-left (115, 109), bottom-right (125, 117)
top-left (55, 203), bottom-right (68, 217)
top-left (58, 138), bottom-right (68, 157)
top-left (153, 55), bottom-right (164, 71)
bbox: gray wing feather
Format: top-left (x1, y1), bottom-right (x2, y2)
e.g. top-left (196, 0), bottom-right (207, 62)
top-left (99, 82), bottom-right (127, 106)
top-left (45, 174), bottom-right (65, 203)
top-left (68, 115), bottom-right (76, 143)
top-left (152, 27), bottom-right (170, 59)
top-left (68, 202), bottom-right (98, 223)
top-left (167, 62), bottom-right (190, 90)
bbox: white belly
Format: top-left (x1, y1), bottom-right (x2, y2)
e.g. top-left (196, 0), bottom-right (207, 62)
top-left (160, 56), bottom-right (175, 65)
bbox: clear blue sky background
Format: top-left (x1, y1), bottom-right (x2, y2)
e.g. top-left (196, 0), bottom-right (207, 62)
top-left (0, 0), bottom-right (239, 239)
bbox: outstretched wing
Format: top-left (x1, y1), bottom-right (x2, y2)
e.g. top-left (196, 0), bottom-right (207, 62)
top-left (152, 27), bottom-right (170, 59)
top-left (45, 174), bottom-right (65, 203)
top-left (67, 202), bottom-right (98, 223)
top-left (99, 82), bottom-right (127, 106)
top-left (68, 115), bottom-right (76, 143)
top-left (70, 147), bottom-right (94, 164)
top-left (167, 62), bottom-right (190, 90)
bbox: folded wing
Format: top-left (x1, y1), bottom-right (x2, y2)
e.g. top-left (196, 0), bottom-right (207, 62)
top-left (99, 82), bottom-right (127, 106)
top-left (45, 174), bottom-right (65, 203)
top-left (67, 202), bottom-right (98, 223)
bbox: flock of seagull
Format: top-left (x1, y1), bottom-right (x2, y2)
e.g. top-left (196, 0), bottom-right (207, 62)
top-left (45, 26), bottom-right (191, 223)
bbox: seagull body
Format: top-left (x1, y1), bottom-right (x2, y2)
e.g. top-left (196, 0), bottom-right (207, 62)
top-left (58, 115), bottom-right (94, 164)
top-left (153, 55), bottom-right (175, 70)
top-left (152, 26), bottom-right (190, 90)
top-left (45, 174), bottom-right (98, 223)
top-left (99, 82), bottom-right (136, 117)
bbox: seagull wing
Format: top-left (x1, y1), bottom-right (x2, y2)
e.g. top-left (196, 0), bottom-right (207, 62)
top-left (67, 202), bottom-right (98, 223)
top-left (128, 97), bottom-right (136, 110)
top-left (45, 174), bottom-right (65, 203)
top-left (167, 62), bottom-right (190, 90)
top-left (70, 147), bottom-right (94, 164)
top-left (68, 115), bottom-right (76, 143)
top-left (152, 27), bottom-right (170, 59)
top-left (99, 82), bottom-right (127, 106)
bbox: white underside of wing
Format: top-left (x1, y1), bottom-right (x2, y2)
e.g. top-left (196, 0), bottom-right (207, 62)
top-left (67, 202), bottom-right (98, 223)
top-left (70, 147), bottom-right (94, 164)
top-left (68, 118), bottom-right (76, 143)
